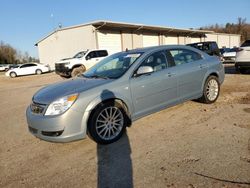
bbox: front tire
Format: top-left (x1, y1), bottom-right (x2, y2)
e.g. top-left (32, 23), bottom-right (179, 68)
top-left (88, 101), bottom-right (127, 144)
top-left (199, 76), bottom-right (220, 104)
top-left (71, 65), bottom-right (86, 77)
top-left (10, 72), bottom-right (17, 78)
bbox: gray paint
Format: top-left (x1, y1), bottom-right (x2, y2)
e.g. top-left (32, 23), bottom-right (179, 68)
top-left (27, 45), bottom-right (225, 142)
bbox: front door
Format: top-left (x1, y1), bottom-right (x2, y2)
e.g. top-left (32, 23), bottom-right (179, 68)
top-left (129, 50), bottom-right (178, 119)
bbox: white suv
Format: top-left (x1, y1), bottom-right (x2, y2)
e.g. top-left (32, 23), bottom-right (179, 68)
top-left (55, 49), bottom-right (108, 78)
top-left (235, 40), bottom-right (250, 73)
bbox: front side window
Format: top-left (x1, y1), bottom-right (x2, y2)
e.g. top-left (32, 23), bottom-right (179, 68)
top-left (84, 52), bottom-right (143, 79)
top-left (169, 49), bottom-right (202, 66)
top-left (96, 50), bottom-right (108, 57)
top-left (139, 51), bottom-right (168, 73)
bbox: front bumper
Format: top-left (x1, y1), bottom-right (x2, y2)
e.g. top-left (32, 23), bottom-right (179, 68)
top-left (235, 61), bottom-right (250, 69)
top-left (26, 106), bottom-right (88, 142)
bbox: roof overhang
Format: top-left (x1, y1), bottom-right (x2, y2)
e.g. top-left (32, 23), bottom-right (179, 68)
top-left (35, 20), bottom-right (214, 46)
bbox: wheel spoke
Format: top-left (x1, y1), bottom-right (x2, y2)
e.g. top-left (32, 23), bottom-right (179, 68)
top-left (96, 106), bottom-right (124, 141)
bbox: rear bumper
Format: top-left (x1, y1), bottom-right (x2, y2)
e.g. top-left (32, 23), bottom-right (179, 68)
top-left (235, 61), bottom-right (250, 69)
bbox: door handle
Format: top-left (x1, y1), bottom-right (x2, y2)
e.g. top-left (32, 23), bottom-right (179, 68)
top-left (199, 64), bottom-right (207, 69)
top-left (96, 59), bottom-right (99, 61)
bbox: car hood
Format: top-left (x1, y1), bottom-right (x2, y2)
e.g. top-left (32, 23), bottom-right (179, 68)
top-left (33, 77), bottom-right (113, 104)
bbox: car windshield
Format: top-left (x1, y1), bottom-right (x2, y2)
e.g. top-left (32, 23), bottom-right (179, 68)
top-left (73, 51), bottom-right (87, 58)
top-left (83, 52), bottom-right (143, 79)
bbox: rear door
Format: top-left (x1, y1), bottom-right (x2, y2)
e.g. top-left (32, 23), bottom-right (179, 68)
top-left (129, 50), bottom-right (178, 119)
top-left (168, 48), bottom-right (207, 101)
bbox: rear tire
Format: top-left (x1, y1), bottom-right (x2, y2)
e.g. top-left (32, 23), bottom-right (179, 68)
top-left (88, 101), bottom-right (127, 144)
top-left (10, 72), bottom-right (17, 78)
top-left (36, 69), bottom-right (42, 75)
top-left (199, 76), bottom-right (220, 104)
top-left (71, 65), bottom-right (86, 77)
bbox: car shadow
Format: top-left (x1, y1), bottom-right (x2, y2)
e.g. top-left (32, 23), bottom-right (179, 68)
top-left (97, 132), bottom-right (133, 188)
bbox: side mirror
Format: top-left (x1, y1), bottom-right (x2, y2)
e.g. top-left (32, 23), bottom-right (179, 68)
top-left (85, 56), bottom-right (91, 60)
top-left (136, 66), bottom-right (153, 76)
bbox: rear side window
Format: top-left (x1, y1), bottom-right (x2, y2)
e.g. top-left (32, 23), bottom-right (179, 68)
top-left (169, 49), bottom-right (202, 66)
top-left (96, 50), bottom-right (108, 57)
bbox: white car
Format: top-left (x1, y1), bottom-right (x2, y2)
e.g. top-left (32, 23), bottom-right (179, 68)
top-left (235, 40), bottom-right (250, 73)
top-left (0, 64), bottom-right (9, 71)
top-left (5, 63), bottom-right (50, 78)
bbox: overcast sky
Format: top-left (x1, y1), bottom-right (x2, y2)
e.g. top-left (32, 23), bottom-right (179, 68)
top-left (0, 0), bottom-right (249, 58)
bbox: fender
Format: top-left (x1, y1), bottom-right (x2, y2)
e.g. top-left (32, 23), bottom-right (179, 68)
top-left (84, 90), bottom-right (133, 115)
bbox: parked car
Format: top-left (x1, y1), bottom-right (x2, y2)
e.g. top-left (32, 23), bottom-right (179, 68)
top-left (26, 45), bottom-right (224, 144)
top-left (220, 48), bottom-right (237, 63)
top-left (235, 40), bottom-right (250, 73)
top-left (5, 63), bottom-right (50, 78)
top-left (55, 49), bottom-right (108, 78)
top-left (0, 64), bottom-right (9, 71)
top-left (187, 41), bottom-right (221, 57)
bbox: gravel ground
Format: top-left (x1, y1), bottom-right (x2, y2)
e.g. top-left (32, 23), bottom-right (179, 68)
top-left (0, 65), bottom-right (250, 188)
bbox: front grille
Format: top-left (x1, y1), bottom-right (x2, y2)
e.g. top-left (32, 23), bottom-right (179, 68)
top-left (30, 102), bottom-right (46, 114)
top-left (55, 63), bottom-right (69, 72)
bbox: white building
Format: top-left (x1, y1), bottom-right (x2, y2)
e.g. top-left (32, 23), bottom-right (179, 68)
top-left (35, 20), bottom-right (241, 69)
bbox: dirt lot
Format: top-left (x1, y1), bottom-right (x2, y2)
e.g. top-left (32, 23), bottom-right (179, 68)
top-left (0, 65), bottom-right (250, 188)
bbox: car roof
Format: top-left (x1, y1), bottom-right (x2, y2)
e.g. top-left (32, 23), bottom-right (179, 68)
top-left (124, 45), bottom-right (196, 53)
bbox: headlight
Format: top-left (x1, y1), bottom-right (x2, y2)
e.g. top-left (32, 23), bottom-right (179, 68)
top-left (44, 93), bottom-right (78, 116)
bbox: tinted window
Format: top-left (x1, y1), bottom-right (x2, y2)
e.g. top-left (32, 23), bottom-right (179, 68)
top-left (241, 40), bottom-right (250, 47)
top-left (169, 49), bottom-right (202, 66)
top-left (86, 51), bottom-right (97, 59)
top-left (96, 50), bottom-right (108, 57)
top-left (140, 51), bottom-right (168, 73)
top-left (20, 64), bottom-right (37, 68)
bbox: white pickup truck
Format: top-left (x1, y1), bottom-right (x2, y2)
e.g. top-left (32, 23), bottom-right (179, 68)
top-left (55, 49), bottom-right (108, 78)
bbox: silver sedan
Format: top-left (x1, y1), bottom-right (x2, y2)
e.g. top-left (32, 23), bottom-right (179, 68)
top-left (26, 45), bottom-right (224, 144)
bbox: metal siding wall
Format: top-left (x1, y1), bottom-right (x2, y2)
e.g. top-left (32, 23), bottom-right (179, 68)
top-left (230, 36), bottom-right (240, 47)
top-left (164, 35), bottom-right (178, 44)
top-left (97, 31), bottom-right (122, 54)
top-left (142, 34), bottom-right (159, 47)
top-left (37, 25), bottom-right (95, 70)
top-left (190, 37), bottom-right (201, 43)
top-left (121, 32), bottom-right (133, 50)
top-left (218, 35), bottom-right (230, 48)
top-left (132, 33), bottom-right (143, 48)
top-left (178, 36), bottom-right (185, 44)
top-left (205, 34), bottom-right (218, 42)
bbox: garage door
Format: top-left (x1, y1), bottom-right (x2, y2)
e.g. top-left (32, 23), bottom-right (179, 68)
top-left (143, 34), bottom-right (159, 47)
top-left (97, 31), bottom-right (122, 54)
top-left (164, 36), bottom-right (178, 45)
